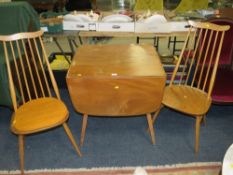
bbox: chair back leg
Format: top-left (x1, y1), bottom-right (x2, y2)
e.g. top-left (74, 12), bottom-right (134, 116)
top-left (146, 113), bottom-right (156, 145)
top-left (195, 116), bottom-right (203, 154)
top-left (19, 135), bottom-right (24, 175)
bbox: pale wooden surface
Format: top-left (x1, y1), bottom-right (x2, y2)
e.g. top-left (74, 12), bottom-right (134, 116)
top-left (67, 44), bottom-right (166, 116)
top-left (162, 85), bottom-right (211, 116)
top-left (153, 20), bottom-right (230, 153)
top-left (0, 30), bottom-right (82, 175)
top-left (66, 44), bottom-right (166, 145)
top-left (11, 98), bottom-right (69, 134)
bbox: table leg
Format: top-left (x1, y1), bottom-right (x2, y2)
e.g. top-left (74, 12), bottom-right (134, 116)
top-left (67, 36), bottom-right (78, 55)
top-left (152, 105), bottom-right (163, 123)
top-left (71, 38), bottom-right (78, 47)
top-left (146, 113), bottom-right (156, 145)
top-left (80, 113), bottom-right (88, 146)
top-left (53, 37), bottom-right (71, 64)
top-left (78, 32), bottom-right (83, 45)
top-left (78, 35), bottom-right (83, 45)
top-left (136, 36), bottom-right (140, 44)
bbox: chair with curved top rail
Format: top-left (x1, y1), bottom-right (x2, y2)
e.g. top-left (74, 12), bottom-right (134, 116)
top-left (0, 30), bottom-right (82, 174)
top-left (152, 20), bottom-right (230, 153)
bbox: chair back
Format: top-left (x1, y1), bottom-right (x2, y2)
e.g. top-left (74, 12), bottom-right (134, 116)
top-left (0, 30), bottom-right (60, 111)
top-left (170, 21), bottom-right (230, 99)
top-left (207, 17), bottom-right (233, 66)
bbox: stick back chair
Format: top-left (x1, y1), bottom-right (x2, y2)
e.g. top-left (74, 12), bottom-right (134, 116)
top-left (152, 20), bottom-right (230, 153)
top-left (0, 30), bottom-right (82, 174)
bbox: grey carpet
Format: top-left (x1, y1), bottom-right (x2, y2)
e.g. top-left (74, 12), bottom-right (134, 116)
top-left (0, 88), bottom-right (233, 170)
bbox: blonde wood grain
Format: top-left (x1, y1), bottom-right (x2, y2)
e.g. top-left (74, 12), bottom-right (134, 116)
top-left (11, 98), bottom-right (69, 134)
top-left (152, 105), bottom-right (163, 123)
top-left (189, 20), bottom-right (230, 31)
top-left (63, 123), bottom-right (82, 157)
top-left (66, 44), bottom-right (166, 145)
top-left (67, 44), bottom-right (166, 116)
top-left (0, 30), bottom-right (82, 174)
top-left (19, 135), bottom-right (24, 175)
top-left (195, 116), bottom-right (203, 154)
top-left (162, 85), bottom-right (212, 116)
top-left (146, 105), bottom-right (163, 133)
top-left (156, 20), bottom-right (230, 153)
top-left (11, 41), bottom-right (26, 103)
top-left (146, 113), bottom-right (156, 144)
top-left (80, 114), bottom-right (88, 146)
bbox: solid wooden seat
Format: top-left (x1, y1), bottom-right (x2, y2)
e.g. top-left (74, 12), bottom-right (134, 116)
top-left (0, 30), bottom-right (82, 175)
top-left (163, 85), bottom-right (211, 116)
top-left (152, 20), bottom-right (230, 153)
top-left (11, 98), bottom-right (68, 134)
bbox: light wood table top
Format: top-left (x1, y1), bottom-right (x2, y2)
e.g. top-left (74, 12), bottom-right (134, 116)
top-left (66, 44), bottom-right (166, 116)
top-left (66, 44), bottom-right (166, 145)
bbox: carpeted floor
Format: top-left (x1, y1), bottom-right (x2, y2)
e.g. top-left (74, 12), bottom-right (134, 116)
top-left (0, 162), bottom-right (222, 175)
top-left (0, 89), bottom-right (233, 171)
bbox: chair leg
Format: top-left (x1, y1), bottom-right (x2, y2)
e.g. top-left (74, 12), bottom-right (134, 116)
top-left (146, 105), bottom-right (163, 133)
top-left (201, 115), bottom-right (206, 125)
top-left (19, 135), bottom-right (24, 175)
top-left (146, 113), bottom-right (156, 145)
top-left (80, 114), bottom-right (88, 146)
top-left (195, 116), bottom-right (203, 154)
top-left (63, 123), bottom-right (82, 157)
top-left (152, 105), bottom-right (164, 124)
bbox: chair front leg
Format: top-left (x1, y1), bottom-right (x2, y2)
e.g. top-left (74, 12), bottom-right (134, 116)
top-left (152, 105), bottom-right (164, 124)
top-left (195, 116), bottom-right (203, 154)
top-left (63, 123), bottom-right (82, 157)
top-left (146, 113), bottom-right (156, 145)
top-left (19, 135), bottom-right (24, 175)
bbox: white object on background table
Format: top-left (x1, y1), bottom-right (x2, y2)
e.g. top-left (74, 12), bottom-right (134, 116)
top-left (222, 143), bottom-right (233, 175)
